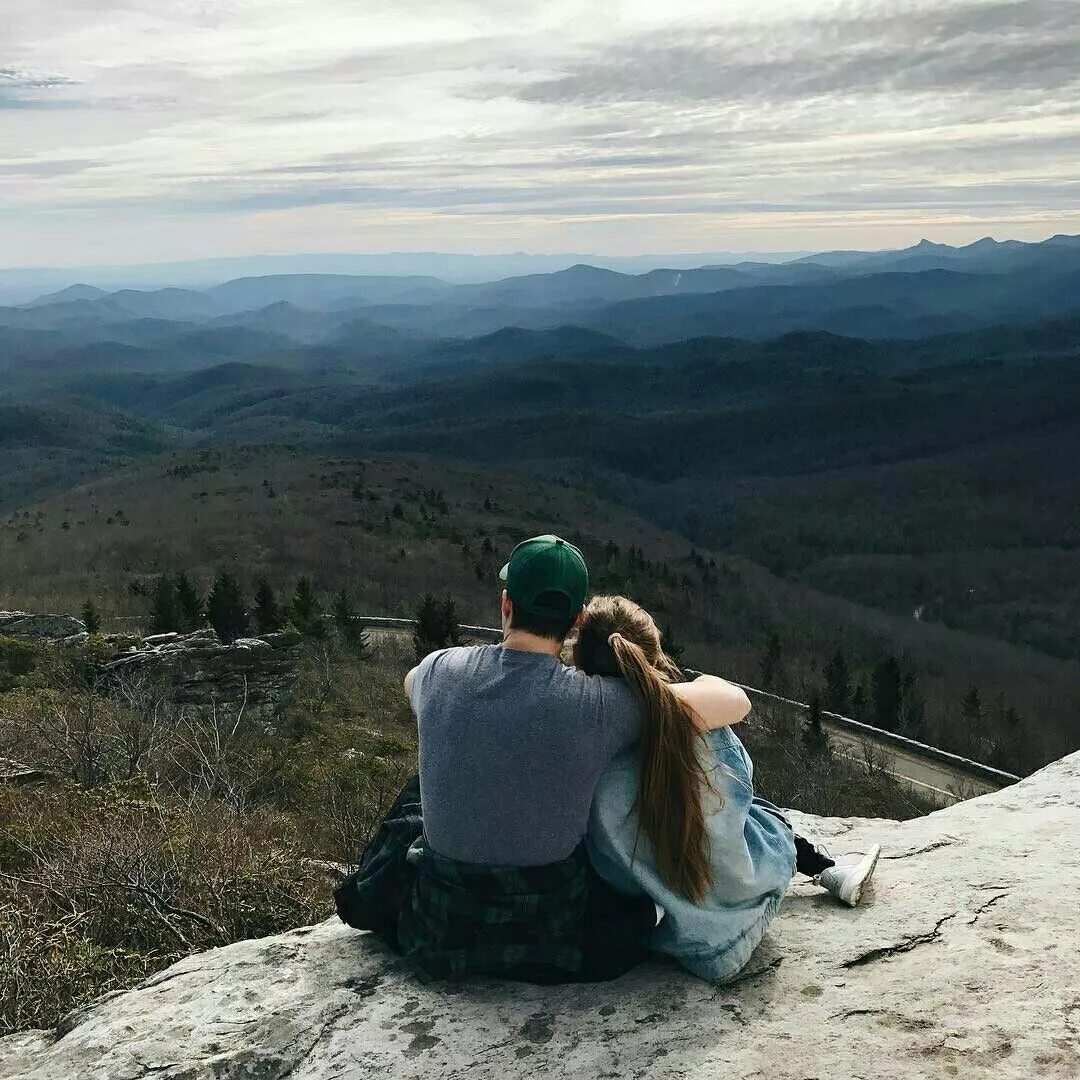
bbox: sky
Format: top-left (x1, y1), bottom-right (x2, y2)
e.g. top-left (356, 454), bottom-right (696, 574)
top-left (2, 0), bottom-right (1079, 266)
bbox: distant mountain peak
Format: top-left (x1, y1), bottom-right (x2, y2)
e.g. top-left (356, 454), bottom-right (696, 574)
top-left (22, 283), bottom-right (108, 308)
top-left (563, 263), bottom-right (618, 276)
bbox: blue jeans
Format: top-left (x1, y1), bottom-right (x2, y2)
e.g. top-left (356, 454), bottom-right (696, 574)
top-left (752, 797), bottom-right (835, 876)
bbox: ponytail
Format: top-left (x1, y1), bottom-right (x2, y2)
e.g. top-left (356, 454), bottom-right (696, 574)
top-left (608, 631), bottom-right (714, 904)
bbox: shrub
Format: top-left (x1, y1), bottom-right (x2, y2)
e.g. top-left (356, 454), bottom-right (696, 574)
top-left (0, 781), bottom-right (327, 1035)
top-left (0, 635), bottom-right (40, 692)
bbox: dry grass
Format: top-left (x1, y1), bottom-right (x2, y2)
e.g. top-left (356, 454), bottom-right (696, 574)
top-left (0, 637), bottom-right (417, 1035)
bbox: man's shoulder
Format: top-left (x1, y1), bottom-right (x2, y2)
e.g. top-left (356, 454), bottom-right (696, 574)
top-left (417, 643), bottom-right (495, 679)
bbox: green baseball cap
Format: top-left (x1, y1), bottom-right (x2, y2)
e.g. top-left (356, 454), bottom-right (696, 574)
top-left (499, 534), bottom-right (589, 619)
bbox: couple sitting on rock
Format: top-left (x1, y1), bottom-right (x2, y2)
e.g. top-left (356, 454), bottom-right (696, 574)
top-left (336, 535), bottom-right (880, 983)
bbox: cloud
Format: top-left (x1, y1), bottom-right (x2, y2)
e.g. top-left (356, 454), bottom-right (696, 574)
top-left (514, 1), bottom-right (1080, 104)
top-left (0, 67), bottom-right (79, 108)
top-left (1, 0), bottom-right (1078, 262)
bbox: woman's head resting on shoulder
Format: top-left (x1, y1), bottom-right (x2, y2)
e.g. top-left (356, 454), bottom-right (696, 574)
top-left (573, 595), bottom-right (681, 681)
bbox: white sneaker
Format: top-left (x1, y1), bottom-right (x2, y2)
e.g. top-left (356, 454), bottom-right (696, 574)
top-left (815, 844), bottom-right (881, 907)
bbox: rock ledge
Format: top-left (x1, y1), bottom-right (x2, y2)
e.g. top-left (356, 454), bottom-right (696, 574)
top-left (3, 752), bottom-right (1079, 1080)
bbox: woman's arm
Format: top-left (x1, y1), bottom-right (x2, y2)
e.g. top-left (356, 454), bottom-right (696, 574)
top-left (403, 666), bottom-right (419, 701)
top-left (671, 675), bottom-right (751, 730)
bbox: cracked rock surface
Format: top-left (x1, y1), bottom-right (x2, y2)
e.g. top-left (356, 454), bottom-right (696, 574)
top-left (3, 752), bottom-right (1078, 1080)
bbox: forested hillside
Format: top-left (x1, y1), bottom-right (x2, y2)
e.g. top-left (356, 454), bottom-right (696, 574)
top-left (0, 446), bottom-right (1074, 775)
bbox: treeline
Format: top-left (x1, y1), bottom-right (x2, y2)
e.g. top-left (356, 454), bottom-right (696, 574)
top-left (127, 572), bottom-right (372, 652)
top-left (759, 634), bottom-right (1029, 774)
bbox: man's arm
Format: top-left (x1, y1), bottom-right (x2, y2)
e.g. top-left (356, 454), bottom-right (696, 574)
top-left (671, 675), bottom-right (751, 730)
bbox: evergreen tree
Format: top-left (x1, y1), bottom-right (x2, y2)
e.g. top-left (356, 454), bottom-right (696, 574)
top-left (997, 705), bottom-right (1025, 769)
top-left (822, 648), bottom-right (851, 715)
top-left (413, 593), bottom-right (463, 661)
top-left (175, 572), bottom-right (203, 632)
top-left (80, 599), bottom-right (102, 636)
top-left (659, 623), bottom-right (686, 666)
top-left (899, 669), bottom-right (928, 741)
top-left (802, 690), bottom-right (830, 756)
top-left (850, 677), bottom-right (869, 722)
top-left (253, 579), bottom-right (284, 635)
top-left (205, 572), bottom-right (248, 643)
top-left (961, 685), bottom-right (983, 728)
top-left (332, 589), bottom-right (371, 656)
top-left (872, 655), bottom-right (902, 731)
top-left (149, 574), bottom-right (179, 634)
top-left (331, 587), bottom-right (354, 632)
top-left (759, 631), bottom-right (783, 690)
top-left (291, 577), bottom-right (324, 637)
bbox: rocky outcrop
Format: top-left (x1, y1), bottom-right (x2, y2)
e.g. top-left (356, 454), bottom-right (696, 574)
top-left (0, 757), bottom-right (55, 786)
top-left (3, 750), bottom-right (1078, 1079)
top-left (0, 611), bottom-right (86, 641)
top-left (102, 628), bottom-right (303, 719)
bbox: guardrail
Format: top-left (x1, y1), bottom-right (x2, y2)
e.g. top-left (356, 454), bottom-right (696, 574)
top-left (737, 686), bottom-right (1018, 805)
top-left (356, 616), bottom-right (1018, 806)
top-left (106, 613), bottom-right (1020, 805)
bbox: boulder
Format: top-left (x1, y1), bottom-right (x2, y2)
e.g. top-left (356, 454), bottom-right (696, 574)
top-left (101, 628), bottom-right (302, 720)
top-left (0, 757), bottom-right (55, 786)
top-left (0, 611), bottom-right (86, 640)
top-left (3, 751), bottom-right (1078, 1080)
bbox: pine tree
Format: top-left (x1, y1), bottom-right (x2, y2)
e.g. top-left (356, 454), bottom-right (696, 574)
top-left (149, 574), bottom-right (179, 634)
top-left (291, 577), bottom-right (324, 637)
top-left (175, 572), bottom-right (203, 632)
top-left (961, 685), bottom-right (983, 727)
top-left (872, 655), bottom-right (902, 731)
top-left (823, 648), bottom-right (851, 715)
top-left (205, 572), bottom-right (248, 643)
top-left (332, 589), bottom-right (371, 656)
top-left (997, 705), bottom-right (1024, 769)
top-left (253, 579), bottom-right (284, 635)
top-left (413, 593), bottom-right (463, 661)
top-left (659, 623), bottom-right (686, 666)
top-left (80, 599), bottom-right (102, 635)
top-left (331, 588), bottom-right (354, 631)
top-left (899, 669), bottom-right (927, 742)
top-left (759, 632), bottom-right (783, 690)
top-left (850, 677), bottom-right (869, 722)
top-left (802, 690), bottom-right (830, 756)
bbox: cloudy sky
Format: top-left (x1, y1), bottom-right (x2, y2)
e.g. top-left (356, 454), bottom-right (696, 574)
top-left (3, 0), bottom-right (1078, 265)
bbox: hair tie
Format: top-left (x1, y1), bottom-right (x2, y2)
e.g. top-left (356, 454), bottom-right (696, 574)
top-left (608, 632), bottom-right (620, 647)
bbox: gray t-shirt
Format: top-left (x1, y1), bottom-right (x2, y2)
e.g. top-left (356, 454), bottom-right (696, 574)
top-left (409, 644), bottom-right (643, 866)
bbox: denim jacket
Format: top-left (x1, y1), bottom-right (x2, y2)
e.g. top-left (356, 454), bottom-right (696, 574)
top-left (587, 725), bottom-right (797, 983)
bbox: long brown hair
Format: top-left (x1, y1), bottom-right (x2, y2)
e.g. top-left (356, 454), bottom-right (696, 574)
top-left (574, 595), bottom-right (714, 903)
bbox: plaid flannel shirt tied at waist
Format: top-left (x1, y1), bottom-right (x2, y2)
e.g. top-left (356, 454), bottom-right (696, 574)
top-left (397, 835), bottom-right (589, 981)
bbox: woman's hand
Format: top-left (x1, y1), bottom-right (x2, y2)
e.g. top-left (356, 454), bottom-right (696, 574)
top-left (671, 675), bottom-right (751, 730)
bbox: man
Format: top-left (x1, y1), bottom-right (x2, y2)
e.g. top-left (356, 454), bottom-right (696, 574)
top-left (338, 534), bottom-right (749, 982)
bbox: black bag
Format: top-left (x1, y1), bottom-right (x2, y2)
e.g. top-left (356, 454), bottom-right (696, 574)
top-left (333, 774), bottom-right (423, 947)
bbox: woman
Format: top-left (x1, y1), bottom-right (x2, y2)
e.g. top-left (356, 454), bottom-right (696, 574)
top-left (577, 595), bottom-right (880, 983)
